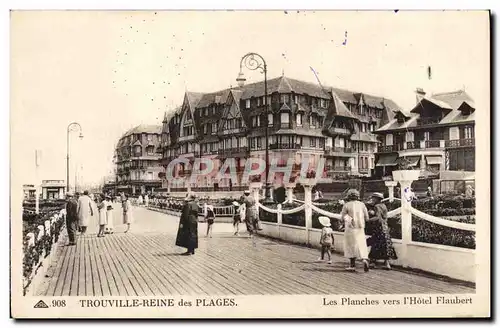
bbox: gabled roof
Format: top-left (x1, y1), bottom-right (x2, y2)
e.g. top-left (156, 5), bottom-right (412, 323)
top-left (431, 90), bottom-right (475, 110)
top-left (121, 124), bottom-right (162, 138)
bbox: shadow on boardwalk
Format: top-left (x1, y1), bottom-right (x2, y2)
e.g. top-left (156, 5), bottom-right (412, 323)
top-left (36, 206), bottom-right (475, 296)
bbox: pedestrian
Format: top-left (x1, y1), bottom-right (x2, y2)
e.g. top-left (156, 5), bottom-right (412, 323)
top-left (340, 189), bottom-right (370, 272)
top-left (122, 194), bottom-right (133, 233)
top-left (105, 195), bottom-right (115, 234)
top-left (367, 192), bottom-right (397, 270)
top-left (175, 194), bottom-right (199, 255)
top-left (145, 194), bottom-right (149, 207)
top-left (138, 194), bottom-right (143, 206)
top-left (97, 194), bottom-right (107, 237)
top-left (77, 190), bottom-right (94, 236)
top-left (75, 192), bottom-right (81, 232)
top-left (317, 216), bottom-right (334, 264)
top-left (232, 199), bottom-right (245, 236)
top-left (65, 192), bottom-right (78, 246)
top-left (426, 186), bottom-right (433, 198)
top-left (205, 204), bottom-right (215, 238)
top-left (243, 190), bottom-right (261, 247)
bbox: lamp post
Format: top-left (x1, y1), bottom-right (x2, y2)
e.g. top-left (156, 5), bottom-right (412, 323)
top-left (236, 52), bottom-right (274, 204)
top-left (66, 122), bottom-right (84, 193)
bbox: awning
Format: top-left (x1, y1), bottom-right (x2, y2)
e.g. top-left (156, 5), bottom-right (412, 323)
top-left (376, 153), bottom-right (398, 167)
top-left (402, 156), bottom-right (420, 167)
top-left (425, 155), bottom-right (442, 165)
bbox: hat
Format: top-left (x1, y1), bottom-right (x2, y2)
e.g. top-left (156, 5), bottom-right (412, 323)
top-left (318, 216), bottom-right (331, 227)
top-left (66, 192), bottom-right (74, 197)
top-left (346, 189), bottom-right (360, 200)
top-left (371, 192), bottom-right (384, 199)
top-left (244, 190), bottom-right (251, 195)
top-left (232, 201), bottom-right (240, 207)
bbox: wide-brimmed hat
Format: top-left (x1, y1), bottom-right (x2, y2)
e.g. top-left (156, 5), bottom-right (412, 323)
top-left (318, 216), bottom-right (331, 227)
top-left (232, 201), bottom-right (240, 207)
top-left (371, 192), bottom-right (384, 199)
top-left (66, 192), bottom-right (74, 197)
top-left (244, 190), bottom-right (251, 195)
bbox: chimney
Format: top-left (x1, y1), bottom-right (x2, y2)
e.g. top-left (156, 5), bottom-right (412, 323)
top-left (415, 87), bottom-right (426, 104)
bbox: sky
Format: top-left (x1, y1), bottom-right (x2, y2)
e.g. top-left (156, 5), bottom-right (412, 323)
top-left (10, 10), bottom-right (489, 187)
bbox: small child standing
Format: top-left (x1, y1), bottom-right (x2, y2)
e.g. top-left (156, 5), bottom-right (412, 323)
top-left (318, 216), bottom-right (334, 264)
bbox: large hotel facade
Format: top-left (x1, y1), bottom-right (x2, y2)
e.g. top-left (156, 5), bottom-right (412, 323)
top-left (160, 76), bottom-right (405, 192)
top-left (106, 124), bottom-right (163, 195)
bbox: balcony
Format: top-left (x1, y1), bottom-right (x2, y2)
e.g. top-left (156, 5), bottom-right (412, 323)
top-left (330, 127), bottom-right (351, 135)
top-left (406, 141), bottom-right (421, 150)
top-left (269, 143), bottom-right (302, 150)
top-left (324, 146), bottom-right (354, 156)
top-left (425, 140), bottom-right (441, 148)
top-left (218, 147), bottom-right (250, 158)
top-left (417, 117), bottom-right (441, 126)
top-left (445, 138), bottom-right (475, 148)
top-left (358, 168), bottom-right (370, 174)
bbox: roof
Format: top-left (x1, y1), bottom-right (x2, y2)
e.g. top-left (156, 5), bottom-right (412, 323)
top-left (121, 124), bottom-right (162, 138)
top-left (375, 89), bottom-right (475, 132)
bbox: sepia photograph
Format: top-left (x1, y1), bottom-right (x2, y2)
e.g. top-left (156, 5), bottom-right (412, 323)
top-left (10, 9), bottom-right (490, 318)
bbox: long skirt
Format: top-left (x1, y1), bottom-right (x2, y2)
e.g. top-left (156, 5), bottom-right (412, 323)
top-left (98, 209), bottom-right (107, 225)
top-left (105, 210), bottom-right (114, 231)
top-left (368, 226), bottom-right (398, 260)
top-left (344, 228), bottom-right (369, 259)
top-left (123, 211), bottom-right (134, 224)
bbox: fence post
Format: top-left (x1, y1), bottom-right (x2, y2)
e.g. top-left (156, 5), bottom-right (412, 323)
top-left (301, 180), bottom-right (314, 246)
top-left (385, 181), bottom-right (397, 202)
top-left (277, 203), bottom-right (282, 238)
top-left (392, 171), bottom-right (419, 268)
top-left (284, 183), bottom-right (295, 203)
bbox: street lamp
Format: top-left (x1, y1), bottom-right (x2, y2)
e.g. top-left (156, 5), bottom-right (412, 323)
top-left (237, 52), bottom-right (274, 204)
top-left (66, 122), bottom-right (84, 193)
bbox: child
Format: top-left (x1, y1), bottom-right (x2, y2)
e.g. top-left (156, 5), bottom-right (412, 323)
top-left (232, 201), bottom-right (242, 236)
top-left (318, 216), bottom-right (335, 264)
top-left (205, 204), bottom-right (215, 238)
top-left (105, 195), bottom-right (114, 234)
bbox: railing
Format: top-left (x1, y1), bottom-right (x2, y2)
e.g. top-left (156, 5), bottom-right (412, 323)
top-left (358, 168), bottom-right (369, 173)
top-left (255, 180), bottom-right (476, 282)
top-left (417, 117), bottom-right (441, 126)
top-left (269, 143), bottom-right (302, 150)
top-left (378, 145), bottom-right (394, 153)
top-left (425, 140), bottom-right (441, 148)
top-left (218, 147), bottom-right (249, 156)
top-left (331, 127), bottom-right (351, 135)
top-left (325, 147), bottom-right (353, 154)
top-left (445, 138), bottom-right (475, 148)
top-left (406, 141), bottom-right (421, 149)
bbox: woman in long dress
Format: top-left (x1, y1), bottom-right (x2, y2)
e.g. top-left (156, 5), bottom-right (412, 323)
top-left (340, 189), bottom-right (370, 272)
top-left (122, 194), bottom-right (134, 233)
top-left (105, 195), bottom-right (114, 234)
top-left (97, 194), bottom-right (106, 237)
top-left (77, 190), bottom-right (94, 236)
top-left (243, 190), bottom-right (260, 246)
top-left (367, 192), bottom-right (397, 270)
top-left (175, 195), bottom-right (199, 255)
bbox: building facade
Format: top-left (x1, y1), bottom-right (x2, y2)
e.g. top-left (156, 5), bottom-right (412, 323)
top-left (113, 124), bottom-right (163, 195)
top-left (160, 76), bottom-right (402, 192)
top-left (373, 89), bottom-right (475, 179)
top-left (41, 180), bottom-right (66, 199)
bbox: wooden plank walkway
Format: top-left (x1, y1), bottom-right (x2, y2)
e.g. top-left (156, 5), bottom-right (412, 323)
top-left (36, 206), bottom-right (475, 296)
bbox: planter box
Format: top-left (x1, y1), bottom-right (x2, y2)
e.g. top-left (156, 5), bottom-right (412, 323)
top-left (392, 170), bottom-right (421, 182)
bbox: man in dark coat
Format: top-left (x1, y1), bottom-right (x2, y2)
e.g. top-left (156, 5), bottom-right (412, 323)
top-left (175, 195), bottom-right (199, 255)
top-left (65, 192), bottom-right (78, 246)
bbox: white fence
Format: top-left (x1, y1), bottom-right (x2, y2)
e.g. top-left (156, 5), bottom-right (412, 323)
top-left (254, 178), bottom-right (475, 283)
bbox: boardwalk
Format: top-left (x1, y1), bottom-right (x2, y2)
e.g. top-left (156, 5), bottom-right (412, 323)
top-left (36, 206), bottom-right (474, 296)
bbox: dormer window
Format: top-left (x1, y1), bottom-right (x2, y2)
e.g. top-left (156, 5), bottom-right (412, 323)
top-left (245, 99), bottom-right (251, 109)
top-left (296, 113), bottom-right (303, 126)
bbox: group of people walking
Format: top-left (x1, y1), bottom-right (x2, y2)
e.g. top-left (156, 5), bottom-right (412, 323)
top-left (175, 190), bottom-right (263, 255)
top-left (317, 189), bottom-right (397, 272)
top-left (64, 191), bottom-right (134, 245)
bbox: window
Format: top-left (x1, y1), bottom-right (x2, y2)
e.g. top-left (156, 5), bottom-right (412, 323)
top-left (296, 113), bottom-right (302, 126)
top-left (147, 146), bottom-right (154, 155)
top-left (257, 97), bottom-right (261, 106)
top-left (203, 124), bottom-right (208, 134)
top-left (251, 138), bottom-right (256, 149)
top-left (309, 114), bottom-right (316, 127)
top-left (463, 126), bottom-right (474, 139)
top-left (320, 99), bottom-right (326, 108)
top-left (359, 103), bottom-right (365, 115)
top-left (319, 138), bottom-right (325, 149)
top-left (147, 134), bottom-right (153, 141)
top-left (310, 137), bottom-right (316, 147)
top-left (281, 113), bottom-right (290, 124)
top-left (268, 113), bottom-right (274, 126)
top-left (294, 95), bottom-right (299, 104)
top-left (257, 138), bottom-right (262, 149)
top-left (297, 136), bottom-right (302, 145)
top-left (245, 99), bottom-right (251, 109)
top-left (212, 123), bottom-right (217, 134)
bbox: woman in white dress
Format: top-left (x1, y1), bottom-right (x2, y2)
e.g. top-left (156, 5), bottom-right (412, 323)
top-left (340, 189), bottom-right (370, 272)
top-left (105, 195), bottom-right (114, 234)
top-left (122, 194), bottom-right (134, 233)
top-left (97, 194), bottom-right (107, 237)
